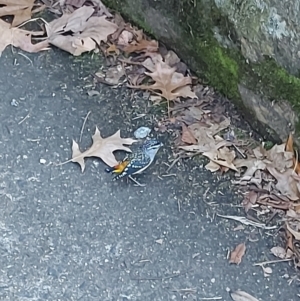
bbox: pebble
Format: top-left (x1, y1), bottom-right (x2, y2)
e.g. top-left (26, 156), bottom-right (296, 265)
top-left (134, 126), bottom-right (151, 139)
top-left (10, 99), bottom-right (19, 107)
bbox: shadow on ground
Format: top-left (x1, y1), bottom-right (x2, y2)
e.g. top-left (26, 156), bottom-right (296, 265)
top-left (0, 49), bottom-right (297, 300)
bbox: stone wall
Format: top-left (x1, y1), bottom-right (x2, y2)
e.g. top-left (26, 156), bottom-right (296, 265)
top-left (103, 0), bottom-right (300, 144)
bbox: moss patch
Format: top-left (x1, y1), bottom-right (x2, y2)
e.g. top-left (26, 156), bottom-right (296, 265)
top-left (195, 39), bottom-right (240, 99)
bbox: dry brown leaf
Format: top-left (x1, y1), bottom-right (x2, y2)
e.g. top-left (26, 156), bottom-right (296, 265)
top-left (179, 124), bottom-right (216, 153)
top-left (286, 227), bottom-right (294, 256)
top-left (105, 43), bottom-right (120, 55)
top-left (252, 145), bottom-right (267, 159)
top-left (285, 132), bottom-right (294, 152)
top-left (286, 221), bottom-right (300, 240)
top-left (164, 50), bottom-right (180, 66)
top-left (229, 242), bottom-right (246, 265)
top-left (45, 6), bottom-right (118, 56)
top-left (203, 147), bottom-right (238, 172)
top-left (285, 133), bottom-right (300, 174)
top-left (230, 290), bottom-right (259, 301)
top-left (70, 127), bottom-right (136, 171)
top-left (242, 190), bottom-right (258, 212)
top-left (267, 167), bottom-right (300, 201)
top-left (209, 118), bottom-right (231, 135)
top-left (183, 106), bottom-right (204, 121)
top-left (266, 143), bottom-right (293, 171)
top-left (181, 123), bottom-right (197, 145)
top-left (234, 158), bottom-right (267, 180)
top-left (128, 61), bottom-right (197, 101)
top-left (270, 246), bottom-right (289, 259)
top-left (123, 39), bottom-right (158, 53)
top-left (141, 54), bottom-right (164, 72)
top-left (117, 30), bottom-right (134, 46)
top-left (0, 19), bottom-right (49, 56)
top-left (65, 0), bottom-right (112, 17)
top-left (205, 160), bottom-right (221, 172)
top-left (252, 143), bottom-right (294, 172)
top-left (0, 0), bottom-right (36, 27)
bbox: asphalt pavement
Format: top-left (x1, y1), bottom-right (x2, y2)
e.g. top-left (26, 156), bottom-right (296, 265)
top-left (0, 48), bottom-right (297, 301)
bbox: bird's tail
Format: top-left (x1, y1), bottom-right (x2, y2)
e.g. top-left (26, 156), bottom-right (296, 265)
top-left (105, 166), bottom-right (115, 173)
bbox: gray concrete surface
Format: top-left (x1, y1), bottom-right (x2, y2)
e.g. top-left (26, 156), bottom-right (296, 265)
top-left (0, 49), bottom-right (297, 301)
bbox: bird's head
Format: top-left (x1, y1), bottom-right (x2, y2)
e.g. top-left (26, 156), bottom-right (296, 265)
top-left (142, 138), bottom-right (163, 158)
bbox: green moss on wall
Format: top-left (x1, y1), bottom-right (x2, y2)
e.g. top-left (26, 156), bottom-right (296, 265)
top-left (251, 59), bottom-right (300, 111)
top-left (195, 39), bottom-right (240, 99)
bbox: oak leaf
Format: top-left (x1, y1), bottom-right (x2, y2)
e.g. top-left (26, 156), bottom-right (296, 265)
top-left (265, 143), bottom-right (293, 171)
top-left (179, 118), bottom-right (231, 154)
top-left (45, 6), bottom-right (118, 56)
top-left (0, 0), bottom-right (40, 27)
top-left (267, 166), bottom-right (300, 201)
top-left (229, 242), bottom-right (246, 265)
top-left (128, 61), bottom-right (197, 101)
top-left (203, 146), bottom-right (237, 172)
top-left (70, 127), bottom-right (136, 171)
top-left (0, 19), bottom-right (49, 56)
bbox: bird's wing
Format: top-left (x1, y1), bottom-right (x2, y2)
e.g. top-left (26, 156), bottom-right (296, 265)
top-left (113, 152), bottom-right (151, 180)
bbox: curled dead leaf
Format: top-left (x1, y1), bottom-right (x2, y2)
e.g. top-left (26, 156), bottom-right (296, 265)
top-left (230, 290), bottom-right (259, 301)
top-left (128, 61), bottom-right (197, 101)
top-left (60, 127), bottom-right (136, 172)
top-left (267, 167), bottom-right (300, 201)
top-left (285, 133), bottom-right (300, 174)
top-left (0, 0), bottom-right (38, 27)
top-left (181, 123), bottom-right (197, 145)
top-left (0, 19), bottom-right (49, 56)
top-left (229, 243), bottom-right (246, 265)
top-left (270, 246), bottom-right (290, 259)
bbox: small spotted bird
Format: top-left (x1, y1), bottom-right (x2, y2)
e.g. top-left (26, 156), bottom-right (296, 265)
top-left (105, 138), bottom-right (163, 186)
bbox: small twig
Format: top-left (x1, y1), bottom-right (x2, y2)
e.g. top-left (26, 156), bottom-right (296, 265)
top-left (254, 258), bottom-right (292, 266)
top-left (79, 111), bottom-right (91, 142)
top-left (166, 155), bottom-right (182, 172)
top-left (18, 52), bottom-right (33, 66)
top-left (132, 114), bottom-right (146, 120)
top-left (265, 210), bottom-right (278, 225)
top-left (199, 297), bottom-right (222, 300)
top-left (232, 143), bottom-right (247, 159)
top-left (217, 214), bottom-right (277, 230)
top-left (161, 173), bottom-right (176, 177)
top-left (203, 187), bottom-right (210, 198)
top-left (129, 176), bottom-right (145, 187)
top-left (18, 113), bottom-right (30, 125)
